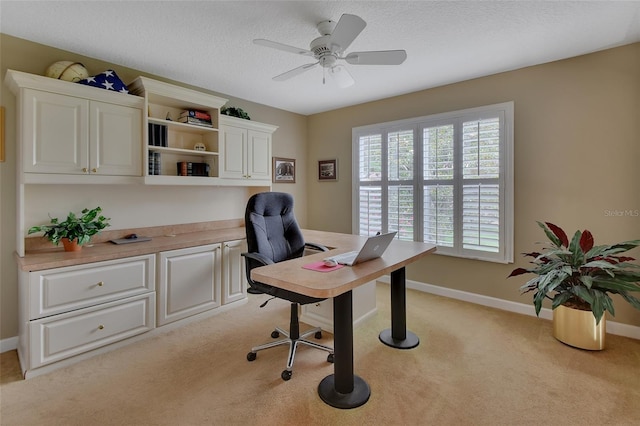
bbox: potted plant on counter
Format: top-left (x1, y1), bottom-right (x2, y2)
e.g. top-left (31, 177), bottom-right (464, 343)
top-left (28, 206), bottom-right (111, 252)
top-left (509, 221), bottom-right (640, 350)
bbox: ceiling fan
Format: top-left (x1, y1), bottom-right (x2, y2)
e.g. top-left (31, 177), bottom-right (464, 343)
top-left (254, 13), bottom-right (407, 88)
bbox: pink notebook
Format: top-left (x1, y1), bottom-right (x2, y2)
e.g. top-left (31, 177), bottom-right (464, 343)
top-left (302, 260), bottom-right (345, 272)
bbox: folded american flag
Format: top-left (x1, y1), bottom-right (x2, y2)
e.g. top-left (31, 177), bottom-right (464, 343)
top-left (77, 70), bottom-right (129, 94)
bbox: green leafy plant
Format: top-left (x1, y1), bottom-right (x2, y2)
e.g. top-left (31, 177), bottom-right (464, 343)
top-left (28, 207), bottom-right (111, 246)
top-left (221, 106), bottom-right (250, 120)
top-left (509, 221), bottom-right (640, 324)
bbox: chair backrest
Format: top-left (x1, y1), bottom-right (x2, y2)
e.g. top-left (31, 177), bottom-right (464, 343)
top-left (245, 192), bottom-right (305, 264)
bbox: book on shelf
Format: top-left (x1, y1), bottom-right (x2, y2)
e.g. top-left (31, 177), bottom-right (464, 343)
top-left (177, 116), bottom-right (213, 127)
top-left (180, 109), bottom-right (212, 121)
top-left (148, 123), bottom-right (168, 147)
top-left (177, 161), bottom-right (210, 177)
top-left (149, 151), bottom-right (162, 175)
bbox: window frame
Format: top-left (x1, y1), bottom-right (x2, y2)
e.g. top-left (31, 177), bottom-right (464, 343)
top-left (352, 102), bottom-right (514, 264)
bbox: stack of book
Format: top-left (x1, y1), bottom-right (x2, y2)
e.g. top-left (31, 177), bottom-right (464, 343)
top-left (148, 152), bottom-right (162, 175)
top-left (178, 109), bottom-right (213, 127)
top-left (177, 161), bottom-right (210, 177)
top-left (148, 123), bottom-right (168, 147)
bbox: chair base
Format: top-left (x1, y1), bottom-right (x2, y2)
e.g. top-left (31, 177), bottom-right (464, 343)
top-left (248, 325), bottom-right (334, 380)
top-left (247, 302), bottom-right (334, 380)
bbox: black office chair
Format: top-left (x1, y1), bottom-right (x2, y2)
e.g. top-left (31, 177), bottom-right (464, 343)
top-left (242, 192), bottom-right (334, 381)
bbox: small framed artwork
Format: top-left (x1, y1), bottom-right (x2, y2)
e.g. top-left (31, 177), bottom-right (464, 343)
top-left (318, 159), bottom-right (338, 181)
top-left (273, 157), bottom-right (296, 183)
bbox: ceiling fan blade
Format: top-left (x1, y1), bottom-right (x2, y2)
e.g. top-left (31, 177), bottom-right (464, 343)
top-left (273, 62), bottom-right (318, 81)
top-left (345, 50), bottom-right (407, 65)
top-left (328, 14), bottom-right (366, 53)
top-left (253, 39), bottom-right (314, 57)
top-left (329, 65), bottom-right (354, 88)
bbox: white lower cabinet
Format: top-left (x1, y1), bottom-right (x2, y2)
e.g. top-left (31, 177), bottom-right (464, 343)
top-left (157, 244), bottom-right (222, 326)
top-left (18, 240), bottom-right (249, 378)
top-left (222, 239), bottom-right (248, 304)
top-left (18, 254), bottom-right (156, 377)
top-left (301, 281), bottom-right (378, 333)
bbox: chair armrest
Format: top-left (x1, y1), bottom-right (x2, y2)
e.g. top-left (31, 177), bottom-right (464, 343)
top-left (241, 252), bottom-right (274, 266)
top-left (305, 242), bottom-right (329, 252)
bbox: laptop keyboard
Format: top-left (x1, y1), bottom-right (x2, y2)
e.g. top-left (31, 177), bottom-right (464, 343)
top-left (332, 251), bottom-right (359, 264)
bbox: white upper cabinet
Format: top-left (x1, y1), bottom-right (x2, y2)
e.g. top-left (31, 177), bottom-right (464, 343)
top-left (5, 70), bottom-right (144, 184)
top-left (219, 115), bottom-right (277, 185)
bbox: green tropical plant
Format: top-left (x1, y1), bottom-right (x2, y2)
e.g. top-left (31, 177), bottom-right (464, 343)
top-left (509, 221), bottom-right (640, 324)
top-left (221, 106), bottom-right (250, 120)
top-left (28, 206), bottom-right (111, 246)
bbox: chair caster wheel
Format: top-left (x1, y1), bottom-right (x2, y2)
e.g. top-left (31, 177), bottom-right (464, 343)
top-left (281, 370), bottom-right (292, 381)
top-left (314, 331), bottom-right (322, 339)
top-left (271, 330), bottom-right (280, 338)
top-left (247, 352), bottom-right (257, 362)
top-left (327, 353), bottom-right (334, 363)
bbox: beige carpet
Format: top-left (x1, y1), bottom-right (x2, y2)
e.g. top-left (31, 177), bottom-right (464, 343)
top-left (1, 283), bottom-right (639, 425)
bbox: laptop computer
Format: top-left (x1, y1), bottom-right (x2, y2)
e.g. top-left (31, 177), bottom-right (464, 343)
top-left (325, 231), bottom-right (397, 266)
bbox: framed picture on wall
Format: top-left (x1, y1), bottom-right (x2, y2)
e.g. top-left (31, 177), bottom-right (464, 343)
top-left (318, 159), bottom-right (338, 181)
top-left (273, 157), bottom-right (296, 183)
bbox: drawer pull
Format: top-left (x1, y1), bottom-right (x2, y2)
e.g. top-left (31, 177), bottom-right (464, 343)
top-left (98, 325), bottom-right (104, 330)
top-left (97, 281), bottom-right (104, 287)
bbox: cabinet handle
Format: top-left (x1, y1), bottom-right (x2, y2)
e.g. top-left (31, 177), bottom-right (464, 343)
top-left (98, 325), bottom-right (104, 330)
top-left (97, 281), bottom-right (104, 287)
top-left (92, 168), bottom-right (98, 173)
top-left (82, 167), bottom-right (88, 173)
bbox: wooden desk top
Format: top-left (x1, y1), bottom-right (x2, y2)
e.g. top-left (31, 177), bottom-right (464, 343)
top-left (17, 222), bottom-right (246, 272)
top-left (251, 230), bottom-right (437, 298)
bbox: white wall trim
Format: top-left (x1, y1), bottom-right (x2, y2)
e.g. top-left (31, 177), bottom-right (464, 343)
top-left (0, 336), bottom-right (18, 353)
top-left (377, 276), bottom-right (640, 341)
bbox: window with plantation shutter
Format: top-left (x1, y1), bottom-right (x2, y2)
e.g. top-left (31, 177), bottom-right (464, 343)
top-left (353, 102), bottom-right (513, 263)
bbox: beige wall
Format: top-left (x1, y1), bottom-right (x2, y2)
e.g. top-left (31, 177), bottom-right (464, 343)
top-left (307, 43), bottom-right (640, 327)
top-left (0, 34), bottom-right (307, 339)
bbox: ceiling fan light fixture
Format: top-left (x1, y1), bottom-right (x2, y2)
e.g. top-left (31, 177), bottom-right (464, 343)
top-left (329, 65), bottom-right (354, 88)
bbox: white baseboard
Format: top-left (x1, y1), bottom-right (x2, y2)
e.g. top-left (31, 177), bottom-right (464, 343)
top-left (377, 276), bottom-right (640, 341)
top-left (0, 336), bottom-right (18, 353)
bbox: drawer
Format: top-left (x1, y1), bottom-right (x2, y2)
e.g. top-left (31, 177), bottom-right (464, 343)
top-left (29, 254), bottom-right (155, 320)
top-left (29, 292), bottom-right (155, 369)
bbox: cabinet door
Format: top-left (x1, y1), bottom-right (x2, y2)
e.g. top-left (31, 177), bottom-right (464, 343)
top-left (91, 101), bottom-right (142, 176)
top-left (219, 125), bottom-right (246, 179)
top-left (157, 244), bottom-right (221, 326)
top-left (22, 89), bottom-right (89, 174)
top-left (222, 239), bottom-right (248, 304)
top-left (301, 281), bottom-right (378, 333)
top-left (247, 130), bottom-right (271, 180)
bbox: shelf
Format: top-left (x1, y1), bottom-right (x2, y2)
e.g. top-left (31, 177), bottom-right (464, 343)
top-left (147, 146), bottom-right (219, 157)
top-left (148, 117), bottom-right (218, 135)
top-left (144, 175), bottom-right (272, 187)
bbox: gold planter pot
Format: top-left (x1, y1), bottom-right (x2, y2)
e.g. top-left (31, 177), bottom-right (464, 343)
top-left (553, 304), bottom-right (606, 350)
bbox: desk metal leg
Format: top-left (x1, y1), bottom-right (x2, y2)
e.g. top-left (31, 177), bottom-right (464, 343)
top-left (318, 290), bottom-right (370, 409)
top-left (379, 267), bottom-right (420, 349)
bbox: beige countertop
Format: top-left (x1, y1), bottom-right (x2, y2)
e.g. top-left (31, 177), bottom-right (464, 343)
top-left (17, 220), bottom-right (246, 272)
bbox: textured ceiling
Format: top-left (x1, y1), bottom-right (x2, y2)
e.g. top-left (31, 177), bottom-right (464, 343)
top-left (2, 1), bottom-right (639, 115)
